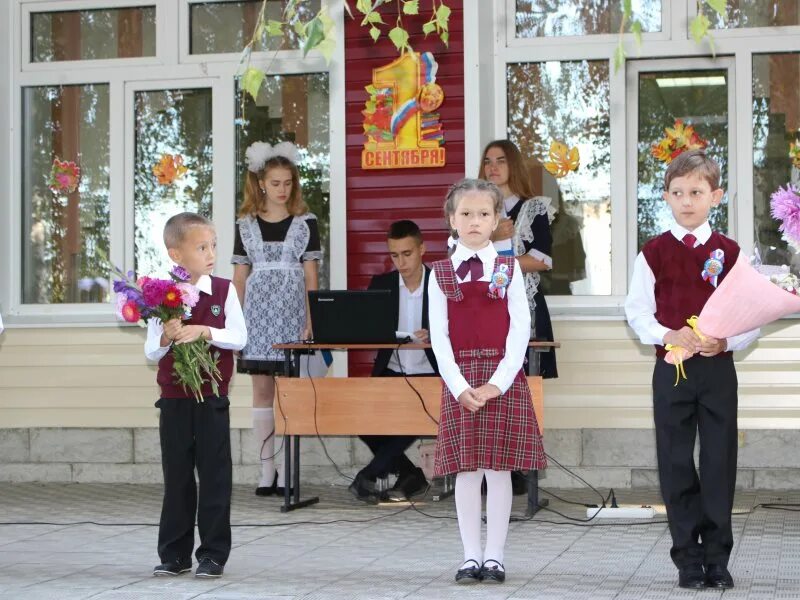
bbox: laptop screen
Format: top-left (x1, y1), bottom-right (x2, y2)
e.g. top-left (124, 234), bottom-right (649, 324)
top-left (308, 290), bottom-right (397, 344)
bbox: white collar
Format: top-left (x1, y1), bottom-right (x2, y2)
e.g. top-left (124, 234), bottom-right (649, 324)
top-left (670, 221), bottom-right (711, 246)
top-left (452, 241), bottom-right (498, 263)
top-left (194, 274), bottom-right (212, 295)
top-left (503, 194), bottom-right (520, 213)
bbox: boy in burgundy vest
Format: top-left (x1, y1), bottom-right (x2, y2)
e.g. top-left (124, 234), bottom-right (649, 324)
top-left (144, 213), bottom-right (247, 579)
top-left (625, 150), bottom-right (759, 591)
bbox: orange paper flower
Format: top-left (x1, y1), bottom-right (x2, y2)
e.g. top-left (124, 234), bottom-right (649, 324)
top-left (651, 119), bottom-right (708, 164)
top-left (49, 158), bottom-right (80, 194)
top-left (153, 154), bottom-right (188, 186)
top-left (543, 141), bottom-right (580, 178)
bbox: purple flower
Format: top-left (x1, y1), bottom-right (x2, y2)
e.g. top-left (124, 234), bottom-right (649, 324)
top-left (142, 278), bottom-right (172, 307)
top-left (771, 184), bottom-right (800, 245)
top-left (170, 265), bottom-right (192, 282)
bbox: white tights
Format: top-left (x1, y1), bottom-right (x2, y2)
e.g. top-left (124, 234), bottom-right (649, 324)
top-left (455, 469), bottom-right (512, 569)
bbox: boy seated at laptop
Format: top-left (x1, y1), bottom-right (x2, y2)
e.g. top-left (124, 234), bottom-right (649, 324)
top-left (349, 220), bottom-right (441, 504)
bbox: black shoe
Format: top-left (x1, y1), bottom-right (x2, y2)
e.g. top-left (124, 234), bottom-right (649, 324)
top-left (455, 559), bottom-right (482, 584)
top-left (195, 557), bottom-right (224, 578)
top-left (153, 559), bottom-right (191, 576)
top-left (255, 471), bottom-right (278, 496)
top-left (385, 468), bottom-right (428, 502)
top-left (348, 472), bottom-right (378, 504)
top-left (511, 470), bottom-right (529, 496)
top-left (678, 564), bottom-right (706, 589)
top-left (705, 564), bottom-right (734, 589)
top-left (480, 560), bottom-right (506, 583)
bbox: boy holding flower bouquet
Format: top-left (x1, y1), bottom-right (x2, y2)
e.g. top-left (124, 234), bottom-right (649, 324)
top-left (143, 212), bottom-right (247, 579)
top-left (625, 151), bottom-right (759, 591)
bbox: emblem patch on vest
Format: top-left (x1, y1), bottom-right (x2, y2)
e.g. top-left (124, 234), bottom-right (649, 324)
top-left (211, 305), bottom-right (222, 316)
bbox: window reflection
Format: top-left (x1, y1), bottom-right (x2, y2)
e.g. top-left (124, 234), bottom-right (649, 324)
top-left (507, 60), bottom-right (610, 295)
top-left (636, 70), bottom-right (729, 251)
top-left (515, 0), bottom-right (660, 37)
top-left (190, 0), bottom-right (320, 54)
top-left (134, 89), bottom-right (213, 277)
top-left (22, 84), bottom-right (110, 304)
top-left (31, 7), bottom-right (155, 62)
top-left (753, 53), bottom-right (800, 273)
top-left (709, 1), bottom-right (800, 29)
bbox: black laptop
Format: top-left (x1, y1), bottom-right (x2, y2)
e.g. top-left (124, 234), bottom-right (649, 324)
top-left (308, 290), bottom-right (397, 344)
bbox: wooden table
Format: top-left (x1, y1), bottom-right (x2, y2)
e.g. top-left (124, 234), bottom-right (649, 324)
top-left (273, 341), bottom-right (558, 513)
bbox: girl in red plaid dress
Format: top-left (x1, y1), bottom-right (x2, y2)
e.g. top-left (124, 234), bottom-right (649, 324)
top-left (428, 178), bottom-right (546, 585)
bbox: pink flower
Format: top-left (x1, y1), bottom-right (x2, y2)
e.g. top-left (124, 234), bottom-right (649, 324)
top-left (120, 300), bottom-right (141, 323)
top-left (176, 282), bottom-right (200, 308)
top-left (771, 184), bottom-right (800, 246)
top-left (142, 278), bottom-right (172, 307)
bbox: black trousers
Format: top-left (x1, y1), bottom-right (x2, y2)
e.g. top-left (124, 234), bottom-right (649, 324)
top-left (653, 355), bottom-right (738, 569)
top-left (358, 368), bottom-right (435, 480)
top-left (156, 395), bottom-right (233, 565)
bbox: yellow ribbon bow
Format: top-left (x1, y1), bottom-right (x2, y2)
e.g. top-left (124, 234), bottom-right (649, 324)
top-left (664, 316), bottom-right (705, 386)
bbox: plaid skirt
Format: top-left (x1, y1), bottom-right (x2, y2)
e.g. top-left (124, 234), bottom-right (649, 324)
top-left (434, 349), bottom-right (546, 476)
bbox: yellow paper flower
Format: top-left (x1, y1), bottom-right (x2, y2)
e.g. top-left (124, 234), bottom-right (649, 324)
top-left (543, 141), bottom-right (580, 178)
top-left (651, 118), bottom-right (708, 164)
top-left (153, 154), bottom-right (188, 186)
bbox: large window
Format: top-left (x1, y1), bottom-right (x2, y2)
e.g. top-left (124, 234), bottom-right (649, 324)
top-left (134, 88), bottom-right (213, 276)
top-left (507, 60), bottom-right (611, 296)
top-left (235, 73), bottom-right (331, 286)
top-left (753, 53), bottom-right (800, 273)
top-left (709, 1), bottom-right (800, 29)
top-left (9, 0), bottom-right (336, 322)
top-left (21, 84), bottom-right (110, 304)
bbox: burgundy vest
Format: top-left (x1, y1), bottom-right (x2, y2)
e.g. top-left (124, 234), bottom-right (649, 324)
top-left (432, 257), bottom-right (514, 355)
top-left (157, 276), bottom-right (234, 398)
top-left (642, 231), bottom-right (739, 358)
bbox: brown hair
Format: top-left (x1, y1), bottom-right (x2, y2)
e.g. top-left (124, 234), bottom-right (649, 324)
top-left (443, 178), bottom-right (503, 228)
top-left (239, 155), bottom-right (307, 218)
top-left (664, 149), bottom-right (721, 191)
top-left (478, 139), bottom-right (535, 199)
top-left (163, 212), bottom-right (214, 249)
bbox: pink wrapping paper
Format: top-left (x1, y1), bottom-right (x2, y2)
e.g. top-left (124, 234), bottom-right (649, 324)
top-left (696, 254), bottom-right (800, 338)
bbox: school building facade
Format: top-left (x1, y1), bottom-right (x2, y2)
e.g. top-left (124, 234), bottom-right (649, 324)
top-left (1, 0), bottom-right (800, 489)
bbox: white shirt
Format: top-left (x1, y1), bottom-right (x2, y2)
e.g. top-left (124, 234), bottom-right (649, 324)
top-left (625, 221), bottom-right (759, 351)
top-left (428, 241), bottom-right (531, 400)
top-left (387, 270), bottom-right (435, 375)
top-left (144, 275), bottom-right (247, 362)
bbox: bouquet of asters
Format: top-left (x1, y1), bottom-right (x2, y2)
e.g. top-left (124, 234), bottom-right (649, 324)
top-left (112, 264), bottom-right (221, 401)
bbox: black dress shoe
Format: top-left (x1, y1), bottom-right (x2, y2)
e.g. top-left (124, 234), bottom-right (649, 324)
top-left (455, 559), bottom-right (482, 584)
top-left (385, 468), bottom-right (428, 502)
top-left (678, 564), bottom-right (706, 589)
top-left (705, 564), bottom-right (734, 589)
top-left (153, 559), bottom-right (192, 576)
top-left (255, 471), bottom-right (278, 496)
top-left (480, 559), bottom-right (506, 583)
top-left (348, 473), bottom-right (378, 504)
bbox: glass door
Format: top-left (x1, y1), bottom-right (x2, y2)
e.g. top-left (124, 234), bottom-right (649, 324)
top-left (626, 57), bottom-right (736, 261)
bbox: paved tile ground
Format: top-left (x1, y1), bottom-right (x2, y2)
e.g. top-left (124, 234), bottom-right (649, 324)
top-left (0, 482), bottom-right (799, 599)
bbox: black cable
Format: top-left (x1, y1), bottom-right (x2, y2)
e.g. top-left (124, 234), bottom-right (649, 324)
top-left (392, 344), bottom-right (439, 427)
top-left (544, 452), bottom-right (608, 508)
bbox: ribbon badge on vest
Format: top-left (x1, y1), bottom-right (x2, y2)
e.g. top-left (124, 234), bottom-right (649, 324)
top-left (702, 249), bottom-right (725, 288)
top-left (488, 263), bottom-right (510, 299)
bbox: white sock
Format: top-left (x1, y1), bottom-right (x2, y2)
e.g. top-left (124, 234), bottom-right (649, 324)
top-left (483, 469), bottom-right (512, 568)
top-left (252, 408), bottom-right (275, 488)
top-left (455, 470), bottom-right (484, 566)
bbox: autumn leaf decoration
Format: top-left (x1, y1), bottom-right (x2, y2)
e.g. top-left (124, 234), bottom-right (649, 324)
top-left (153, 153), bottom-right (188, 186)
top-left (651, 119), bottom-right (708, 164)
top-left (544, 141), bottom-right (580, 178)
top-left (362, 85), bottom-right (394, 144)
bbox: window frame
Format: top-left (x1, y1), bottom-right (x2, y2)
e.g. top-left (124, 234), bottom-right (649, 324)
top-left (472, 0), bottom-right (800, 315)
top-left (3, 0), bottom-right (346, 326)
top-left (685, 0), bottom-right (800, 40)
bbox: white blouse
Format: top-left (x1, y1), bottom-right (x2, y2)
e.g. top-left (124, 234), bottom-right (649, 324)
top-left (428, 241), bottom-right (531, 400)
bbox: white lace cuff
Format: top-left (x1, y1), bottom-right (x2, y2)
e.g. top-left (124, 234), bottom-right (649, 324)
top-left (303, 251), bottom-right (323, 261)
top-left (231, 255), bottom-right (251, 265)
